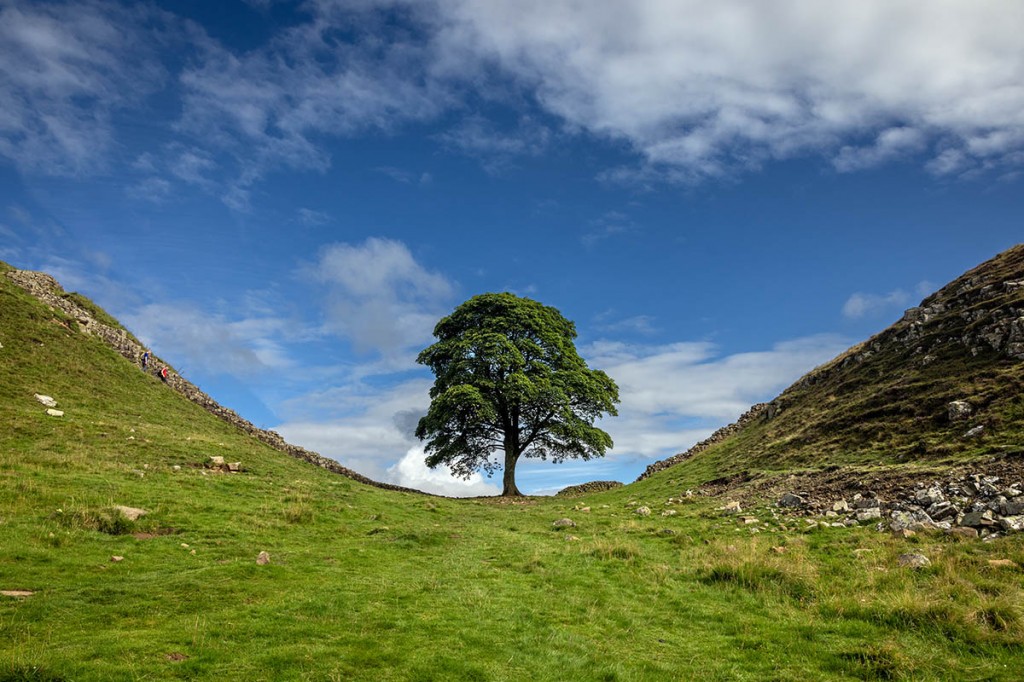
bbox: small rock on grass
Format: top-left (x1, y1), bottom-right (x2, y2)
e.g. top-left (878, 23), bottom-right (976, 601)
top-left (634, 506), bottom-right (652, 516)
top-left (1, 590), bottom-right (34, 598)
top-left (113, 506), bottom-right (147, 521)
top-left (256, 551), bottom-right (271, 565)
top-left (987, 559), bottom-right (1019, 569)
top-left (898, 553), bottom-right (931, 569)
top-left (110, 556), bottom-right (124, 563)
top-left (552, 518), bottom-right (576, 528)
top-left (34, 394), bottom-right (57, 407)
top-left (45, 408), bottom-right (64, 417)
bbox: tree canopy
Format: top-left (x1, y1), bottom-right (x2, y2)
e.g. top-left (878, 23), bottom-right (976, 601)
top-left (415, 292), bottom-right (619, 496)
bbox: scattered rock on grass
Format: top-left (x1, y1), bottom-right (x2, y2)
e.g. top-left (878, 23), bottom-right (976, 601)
top-left (256, 551), bottom-right (271, 565)
top-left (898, 553), bottom-right (931, 569)
top-left (947, 400), bottom-right (973, 421)
top-left (1, 590), bottom-right (34, 598)
top-left (634, 506), bottom-right (652, 516)
top-left (34, 394), bottom-right (57, 407)
top-left (987, 559), bottom-right (1019, 569)
top-left (45, 409), bottom-right (64, 417)
top-left (552, 518), bottom-right (576, 529)
top-left (113, 506), bottom-right (147, 521)
top-left (110, 556), bottom-right (124, 563)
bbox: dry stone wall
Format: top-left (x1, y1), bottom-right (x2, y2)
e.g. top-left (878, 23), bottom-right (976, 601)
top-left (7, 269), bottom-right (424, 495)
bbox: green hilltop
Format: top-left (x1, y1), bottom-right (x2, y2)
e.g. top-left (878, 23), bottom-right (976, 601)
top-left (2, 254), bottom-right (1024, 681)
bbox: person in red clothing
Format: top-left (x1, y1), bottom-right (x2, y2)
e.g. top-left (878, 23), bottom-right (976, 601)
top-left (159, 366), bottom-right (169, 382)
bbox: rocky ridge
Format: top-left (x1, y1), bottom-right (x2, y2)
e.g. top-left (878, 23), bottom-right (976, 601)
top-left (638, 244), bottom-right (1024, 483)
top-left (6, 269), bottom-right (423, 495)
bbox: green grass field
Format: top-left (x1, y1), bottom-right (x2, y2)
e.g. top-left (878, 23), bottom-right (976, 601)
top-left (2, 269), bottom-right (1023, 681)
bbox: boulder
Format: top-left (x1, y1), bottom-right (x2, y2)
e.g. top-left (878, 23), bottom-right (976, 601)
top-left (34, 394), bottom-right (57, 407)
top-left (721, 501), bottom-right (742, 515)
top-left (947, 400), bottom-right (973, 421)
top-left (964, 425), bottom-right (985, 438)
top-left (855, 508), bottom-right (882, 522)
top-left (227, 462), bottom-right (241, 472)
top-left (832, 500), bottom-right (849, 513)
top-left (997, 516), bottom-right (1024, 532)
top-left (45, 409), bottom-right (64, 417)
top-left (634, 506), bottom-right (652, 516)
top-left (552, 518), bottom-right (576, 528)
top-left (961, 510), bottom-right (996, 528)
top-left (853, 496), bottom-right (881, 509)
top-left (898, 553), bottom-right (931, 569)
top-left (113, 506), bottom-right (147, 521)
top-left (778, 492), bottom-right (806, 508)
top-left (946, 526), bottom-right (979, 540)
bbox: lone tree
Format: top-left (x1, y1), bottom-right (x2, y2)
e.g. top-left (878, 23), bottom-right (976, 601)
top-left (416, 292), bottom-right (619, 496)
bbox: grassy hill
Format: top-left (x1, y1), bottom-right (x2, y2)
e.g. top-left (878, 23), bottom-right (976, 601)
top-left (2, 260), bottom-right (1023, 680)
top-left (640, 244), bottom-right (1024, 491)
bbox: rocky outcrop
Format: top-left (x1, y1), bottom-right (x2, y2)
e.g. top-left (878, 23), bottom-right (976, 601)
top-left (778, 472), bottom-right (1024, 540)
top-left (6, 269), bottom-right (424, 495)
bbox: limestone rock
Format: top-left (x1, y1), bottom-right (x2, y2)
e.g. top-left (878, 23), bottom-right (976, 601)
top-left (634, 506), bottom-right (652, 516)
top-left (34, 394), bottom-right (57, 407)
top-left (256, 551), bottom-right (271, 565)
top-left (961, 510), bottom-right (995, 528)
top-left (855, 508), bottom-right (882, 522)
top-left (964, 425), bottom-right (985, 438)
top-left (208, 456), bottom-right (225, 467)
top-left (946, 527), bottom-right (979, 540)
top-left (987, 559), bottom-right (1019, 569)
top-left (1, 590), bottom-right (34, 598)
top-left (45, 408), bottom-right (64, 417)
top-left (661, 509), bottom-right (677, 517)
top-left (110, 556), bottom-right (124, 563)
top-left (113, 506), bottom-right (147, 521)
top-left (552, 518), bottom-right (576, 528)
top-left (832, 500), bottom-right (849, 513)
top-left (227, 462), bottom-right (241, 472)
top-left (721, 501), bottom-right (742, 515)
top-left (898, 553), bottom-right (931, 569)
top-left (947, 400), bottom-right (973, 421)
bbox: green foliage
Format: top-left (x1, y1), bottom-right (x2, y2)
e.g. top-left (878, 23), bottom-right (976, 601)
top-left (416, 293), bottom-right (619, 495)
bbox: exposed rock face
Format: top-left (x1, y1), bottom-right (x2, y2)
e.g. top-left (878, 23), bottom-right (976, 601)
top-left (6, 269), bottom-right (424, 496)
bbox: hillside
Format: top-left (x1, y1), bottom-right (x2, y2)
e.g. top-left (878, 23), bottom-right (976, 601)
top-left (640, 244), bottom-right (1024, 486)
top-left (2, 259), bottom-right (1024, 680)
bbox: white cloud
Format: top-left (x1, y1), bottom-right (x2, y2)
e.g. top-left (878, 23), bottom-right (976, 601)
top-left (842, 289), bottom-right (912, 319)
top-left (307, 237), bottom-right (455, 356)
top-left (431, 0), bottom-right (1024, 180)
top-left (121, 303), bottom-right (293, 378)
top-left (385, 446), bottom-right (500, 497)
top-left (0, 1), bottom-right (164, 175)
top-left (584, 334), bottom-right (850, 458)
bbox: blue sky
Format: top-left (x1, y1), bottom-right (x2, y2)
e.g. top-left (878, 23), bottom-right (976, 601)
top-left (2, 0), bottom-right (1022, 495)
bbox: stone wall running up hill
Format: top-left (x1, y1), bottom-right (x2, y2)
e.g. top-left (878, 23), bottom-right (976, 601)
top-left (6, 269), bottom-right (425, 495)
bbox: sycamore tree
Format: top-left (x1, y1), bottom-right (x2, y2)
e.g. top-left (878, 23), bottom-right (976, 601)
top-left (415, 292), bottom-right (619, 496)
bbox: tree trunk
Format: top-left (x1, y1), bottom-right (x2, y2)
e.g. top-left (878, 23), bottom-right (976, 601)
top-left (501, 447), bottom-right (523, 496)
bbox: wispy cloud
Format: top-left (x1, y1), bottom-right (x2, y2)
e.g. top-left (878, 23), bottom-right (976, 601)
top-left (842, 289), bottom-right (913, 320)
top-left (584, 334), bottom-right (850, 459)
top-left (0, 1), bottom-right (165, 175)
top-left (305, 237), bottom-right (455, 356)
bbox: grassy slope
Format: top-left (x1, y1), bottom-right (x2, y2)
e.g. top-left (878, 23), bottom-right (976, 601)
top-left (650, 246), bottom-right (1024, 487)
top-left (2, 266), bottom-right (1023, 681)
